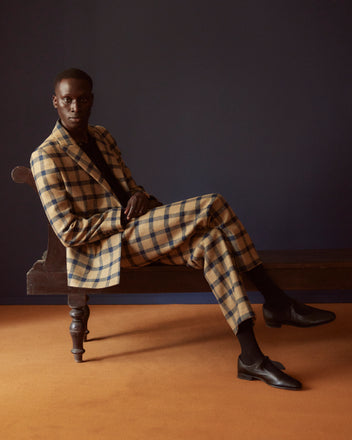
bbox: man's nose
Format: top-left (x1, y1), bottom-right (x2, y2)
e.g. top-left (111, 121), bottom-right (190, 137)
top-left (70, 100), bottom-right (79, 112)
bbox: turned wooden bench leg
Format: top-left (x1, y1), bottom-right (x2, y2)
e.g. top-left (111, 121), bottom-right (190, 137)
top-left (68, 294), bottom-right (88, 362)
top-left (83, 297), bottom-right (90, 342)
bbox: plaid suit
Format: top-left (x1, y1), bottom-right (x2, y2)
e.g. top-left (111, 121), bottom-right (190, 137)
top-left (31, 121), bottom-right (262, 333)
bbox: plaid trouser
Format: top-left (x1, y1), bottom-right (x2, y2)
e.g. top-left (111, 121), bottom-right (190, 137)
top-left (121, 193), bottom-right (262, 334)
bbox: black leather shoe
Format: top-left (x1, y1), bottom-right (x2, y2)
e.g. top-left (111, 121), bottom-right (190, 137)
top-left (263, 300), bottom-right (336, 328)
top-left (237, 356), bottom-right (302, 390)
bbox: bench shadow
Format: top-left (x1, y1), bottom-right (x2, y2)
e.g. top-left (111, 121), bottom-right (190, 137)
top-left (86, 313), bottom-right (229, 342)
top-left (83, 314), bottom-right (232, 362)
top-left (85, 330), bottom-right (229, 362)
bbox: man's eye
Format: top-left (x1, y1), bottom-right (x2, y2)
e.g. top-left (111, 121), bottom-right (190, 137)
top-left (63, 97), bottom-right (72, 104)
top-left (78, 97), bottom-right (89, 104)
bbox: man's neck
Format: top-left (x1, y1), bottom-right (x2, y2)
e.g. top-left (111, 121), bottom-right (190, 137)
top-left (72, 132), bottom-right (90, 145)
top-left (60, 121), bottom-right (90, 145)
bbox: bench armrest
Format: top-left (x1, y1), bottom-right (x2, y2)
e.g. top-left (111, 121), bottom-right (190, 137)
top-left (11, 166), bottom-right (37, 190)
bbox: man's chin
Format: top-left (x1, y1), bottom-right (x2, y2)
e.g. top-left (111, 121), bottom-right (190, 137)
top-left (64, 119), bottom-right (88, 132)
top-left (69, 117), bottom-right (85, 126)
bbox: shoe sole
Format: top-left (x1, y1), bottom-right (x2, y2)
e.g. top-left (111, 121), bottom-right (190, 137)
top-left (264, 316), bottom-right (336, 329)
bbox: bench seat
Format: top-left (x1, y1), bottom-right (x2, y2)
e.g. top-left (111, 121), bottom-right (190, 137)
top-left (27, 249), bottom-right (352, 295)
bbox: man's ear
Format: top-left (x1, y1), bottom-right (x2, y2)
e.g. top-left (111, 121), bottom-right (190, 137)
top-left (52, 94), bottom-right (58, 109)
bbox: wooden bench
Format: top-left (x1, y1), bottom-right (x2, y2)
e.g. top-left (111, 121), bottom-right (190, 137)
top-left (12, 166), bottom-right (352, 362)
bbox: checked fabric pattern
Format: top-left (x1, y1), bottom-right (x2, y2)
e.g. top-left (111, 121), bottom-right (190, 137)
top-left (121, 193), bottom-right (262, 333)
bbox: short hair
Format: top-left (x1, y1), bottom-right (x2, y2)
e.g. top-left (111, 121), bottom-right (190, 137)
top-left (54, 68), bottom-right (93, 92)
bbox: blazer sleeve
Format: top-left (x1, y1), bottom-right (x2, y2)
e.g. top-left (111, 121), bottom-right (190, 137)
top-left (30, 148), bottom-right (125, 248)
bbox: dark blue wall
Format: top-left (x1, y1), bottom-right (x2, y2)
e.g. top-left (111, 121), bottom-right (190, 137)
top-left (1, 1), bottom-right (351, 304)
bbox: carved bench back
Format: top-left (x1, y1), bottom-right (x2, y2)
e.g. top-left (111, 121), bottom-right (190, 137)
top-left (11, 166), bottom-right (66, 271)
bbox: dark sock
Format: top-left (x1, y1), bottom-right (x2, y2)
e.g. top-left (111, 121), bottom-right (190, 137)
top-left (246, 264), bottom-right (292, 310)
top-left (237, 319), bottom-right (265, 365)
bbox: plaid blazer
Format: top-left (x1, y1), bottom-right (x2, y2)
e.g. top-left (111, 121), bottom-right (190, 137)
top-left (30, 121), bottom-right (146, 288)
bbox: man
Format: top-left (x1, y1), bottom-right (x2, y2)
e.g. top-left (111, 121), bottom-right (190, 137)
top-left (31, 68), bottom-right (335, 390)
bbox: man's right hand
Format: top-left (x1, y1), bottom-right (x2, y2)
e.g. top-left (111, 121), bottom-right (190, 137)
top-left (124, 191), bottom-right (150, 220)
top-left (122, 194), bottom-right (162, 227)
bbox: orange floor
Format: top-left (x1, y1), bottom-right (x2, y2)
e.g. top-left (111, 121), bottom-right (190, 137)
top-left (1, 303), bottom-right (351, 440)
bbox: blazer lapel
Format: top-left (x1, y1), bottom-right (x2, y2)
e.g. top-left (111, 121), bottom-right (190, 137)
top-left (51, 121), bottom-right (115, 195)
top-left (89, 126), bottom-right (131, 193)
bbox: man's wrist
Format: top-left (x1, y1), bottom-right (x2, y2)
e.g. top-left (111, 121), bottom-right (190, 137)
top-left (121, 211), bottom-right (129, 228)
top-left (130, 189), bottom-right (149, 199)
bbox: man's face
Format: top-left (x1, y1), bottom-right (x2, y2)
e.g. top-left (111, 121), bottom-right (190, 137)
top-left (53, 78), bottom-right (93, 134)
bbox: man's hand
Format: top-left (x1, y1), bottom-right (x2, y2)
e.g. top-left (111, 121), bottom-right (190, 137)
top-left (124, 191), bottom-right (150, 220)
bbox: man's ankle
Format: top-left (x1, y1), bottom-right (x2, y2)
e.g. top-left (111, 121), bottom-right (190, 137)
top-left (264, 297), bottom-right (291, 311)
top-left (239, 352), bottom-right (265, 366)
